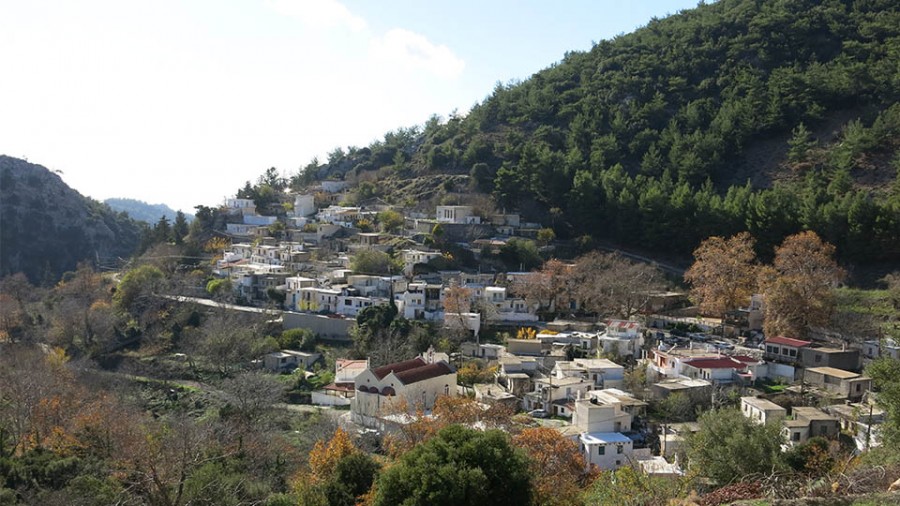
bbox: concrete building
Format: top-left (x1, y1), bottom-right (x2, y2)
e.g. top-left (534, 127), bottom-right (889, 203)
top-left (800, 347), bottom-right (861, 372)
top-left (802, 367), bottom-right (872, 401)
top-left (784, 407), bottom-right (840, 446)
top-left (264, 350), bottom-right (320, 372)
top-left (740, 396), bottom-right (787, 425)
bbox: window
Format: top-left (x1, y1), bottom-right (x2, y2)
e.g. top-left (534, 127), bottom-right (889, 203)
top-left (792, 432), bottom-right (800, 442)
top-left (616, 460), bottom-right (622, 466)
top-left (856, 384), bottom-right (861, 392)
top-left (789, 349), bottom-right (797, 357)
top-left (617, 445), bottom-right (624, 454)
top-left (598, 446), bottom-right (605, 456)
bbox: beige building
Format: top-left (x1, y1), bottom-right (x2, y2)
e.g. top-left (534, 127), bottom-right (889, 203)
top-left (351, 357), bottom-right (457, 428)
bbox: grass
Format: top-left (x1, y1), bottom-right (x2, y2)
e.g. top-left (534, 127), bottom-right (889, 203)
top-left (834, 287), bottom-right (898, 333)
top-left (755, 378), bottom-right (788, 394)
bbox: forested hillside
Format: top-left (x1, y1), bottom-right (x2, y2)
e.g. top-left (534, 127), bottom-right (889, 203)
top-left (300, 0), bottom-right (900, 265)
top-left (0, 156), bottom-right (143, 283)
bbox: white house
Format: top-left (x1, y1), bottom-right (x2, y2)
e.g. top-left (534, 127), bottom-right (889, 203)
top-left (351, 357), bottom-right (457, 428)
top-left (436, 205), bottom-right (480, 224)
top-left (579, 432), bottom-right (634, 471)
top-left (313, 359), bottom-right (368, 407)
top-left (317, 206), bottom-right (361, 227)
top-left (740, 396), bottom-right (787, 425)
top-left (552, 358), bottom-right (625, 389)
top-left (460, 342), bottom-right (505, 360)
top-left (862, 338), bottom-right (900, 360)
top-left (401, 249), bottom-right (442, 275)
top-left (293, 194), bottom-right (316, 217)
top-left (224, 198), bottom-right (256, 214)
top-left (600, 320), bottom-right (644, 358)
top-left (298, 287), bottom-right (341, 312)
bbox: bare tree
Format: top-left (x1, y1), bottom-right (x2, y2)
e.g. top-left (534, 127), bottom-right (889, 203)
top-left (572, 252), bottom-right (665, 320)
top-left (220, 371), bottom-right (286, 429)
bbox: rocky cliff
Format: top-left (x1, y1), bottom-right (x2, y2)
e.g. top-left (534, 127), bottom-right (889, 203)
top-left (0, 155), bottom-right (143, 283)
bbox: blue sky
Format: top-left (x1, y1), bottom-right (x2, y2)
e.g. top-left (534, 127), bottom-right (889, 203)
top-left (0, 0), bottom-right (699, 212)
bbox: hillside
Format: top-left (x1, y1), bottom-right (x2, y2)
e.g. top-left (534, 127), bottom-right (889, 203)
top-left (105, 197), bottom-right (193, 224)
top-left (0, 156), bottom-right (143, 283)
top-left (299, 0), bottom-right (900, 267)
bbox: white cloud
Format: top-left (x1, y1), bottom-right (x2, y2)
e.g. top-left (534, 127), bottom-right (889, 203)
top-left (369, 28), bottom-right (465, 80)
top-left (266, 0), bottom-right (366, 32)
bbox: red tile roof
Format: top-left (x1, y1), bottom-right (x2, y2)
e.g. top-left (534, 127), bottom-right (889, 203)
top-left (372, 357), bottom-right (427, 379)
top-left (684, 357), bottom-right (748, 370)
top-left (394, 362), bottom-right (455, 385)
top-left (765, 336), bottom-right (812, 348)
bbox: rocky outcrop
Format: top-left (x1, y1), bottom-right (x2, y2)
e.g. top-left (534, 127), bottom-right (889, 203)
top-left (0, 155), bottom-right (143, 283)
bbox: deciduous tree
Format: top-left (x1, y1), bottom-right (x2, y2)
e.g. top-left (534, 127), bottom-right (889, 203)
top-left (684, 232), bottom-right (759, 325)
top-left (513, 427), bottom-right (589, 506)
top-left (760, 231), bottom-right (845, 339)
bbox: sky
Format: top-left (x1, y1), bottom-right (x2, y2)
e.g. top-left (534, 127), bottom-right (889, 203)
top-left (0, 0), bottom-right (700, 213)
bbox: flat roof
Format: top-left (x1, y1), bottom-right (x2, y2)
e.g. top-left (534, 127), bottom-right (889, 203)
top-left (805, 367), bottom-right (860, 379)
top-left (741, 396), bottom-right (785, 411)
top-left (793, 406), bottom-right (839, 421)
top-left (580, 432), bottom-right (633, 444)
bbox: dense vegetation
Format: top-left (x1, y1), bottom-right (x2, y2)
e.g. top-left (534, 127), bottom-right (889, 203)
top-left (302, 0), bottom-right (900, 266)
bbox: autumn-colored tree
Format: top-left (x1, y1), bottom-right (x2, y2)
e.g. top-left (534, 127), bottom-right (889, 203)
top-left (760, 231), bottom-right (845, 339)
top-left (684, 232), bottom-right (759, 327)
top-left (456, 360), bottom-right (498, 386)
top-left (294, 428), bottom-right (380, 506)
top-left (383, 396), bottom-right (515, 457)
top-left (516, 327), bottom-right (537, 340)
top-left (307, 428), bottom-right (357, 482)
top-left (513, 427), bottom-right (591, 506)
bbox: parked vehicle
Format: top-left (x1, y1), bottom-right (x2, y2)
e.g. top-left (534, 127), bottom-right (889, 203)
top-left (528, 409), bottom-right (549, 419)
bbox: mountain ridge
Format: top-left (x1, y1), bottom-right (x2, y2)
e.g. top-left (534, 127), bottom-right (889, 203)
top-left (0, 155), bottom-right (143, 283)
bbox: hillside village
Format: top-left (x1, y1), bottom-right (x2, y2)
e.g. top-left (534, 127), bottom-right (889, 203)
top-left (4, 0), bottom-right (900, 502)
top-left (205, 180), bottom-right (895, 478)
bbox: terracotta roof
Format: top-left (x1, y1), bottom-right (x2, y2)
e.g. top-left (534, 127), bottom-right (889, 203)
top-left (765, 336), bottom-right (812, 348)
top-left (324, 382), bottom-right (355, 392)
top-left (372, 357), bottom-right (427, 380)
top-left (732, 355), bottom-right (761, 364)
top-left (394, 362), bottom-right (454, 385)
top-left (683, 357), bottom-right (748, 370)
